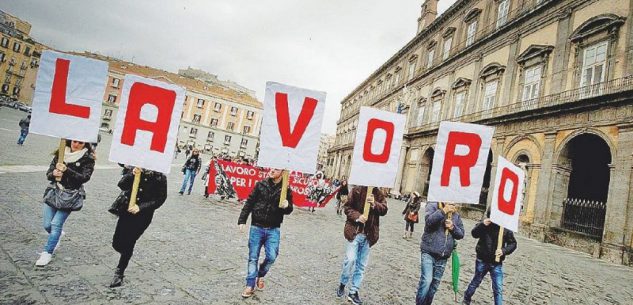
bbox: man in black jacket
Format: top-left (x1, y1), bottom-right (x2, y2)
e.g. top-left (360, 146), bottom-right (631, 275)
top-left (237, 168), bottom-right (293, 298)
top-left (462, 212), bottom-right (517, 305)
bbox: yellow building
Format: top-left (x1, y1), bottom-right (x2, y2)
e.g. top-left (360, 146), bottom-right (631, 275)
top-left (329, 0), bottom-right (633, 265)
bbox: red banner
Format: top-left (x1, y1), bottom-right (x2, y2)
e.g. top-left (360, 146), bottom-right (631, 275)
top-left (206, 159), bottom-right (339, 208)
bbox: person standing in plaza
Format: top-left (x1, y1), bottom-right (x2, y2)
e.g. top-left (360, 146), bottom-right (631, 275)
top-left (179, 148), bottom-right (201, 195)
top-left (108, 166), bottom-right (167, 288)
top-left (17, 114), bottom-right (30, 145)
top-left (336, 186), bottom-right (388, 305)
top-left (335, 179), bottom-right (349, 216)
top-left (402, 191), bottom-right (422, 239)
top-left (416, 202), bottom-right (464, 305)
top-left (462, 211), bottom-right (517, 305)
top-left (237, 168), bottom-right (293, 298)
top-left (36, 140), bottom-right (95, 266)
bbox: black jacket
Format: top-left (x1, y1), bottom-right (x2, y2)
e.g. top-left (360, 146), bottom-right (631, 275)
top-left (471, 221), bottom-right (517, 264)
top-left (336, 185), bottom-right (349, 199)
top-left (184, 155), bottom-right (202, 172)
top-left (46, 152), bottom-right (95, 190)
top-left (238, 178), bottom-right (293, 228)
top-left (118, 168), bottom-right (167, 212)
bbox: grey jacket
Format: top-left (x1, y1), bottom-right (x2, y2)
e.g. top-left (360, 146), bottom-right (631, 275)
top-left (420, 202), bottom-right (465, 259)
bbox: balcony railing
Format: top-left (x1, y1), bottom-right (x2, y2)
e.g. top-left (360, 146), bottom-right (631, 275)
top-left (410, 76), bottom-right (633, 134)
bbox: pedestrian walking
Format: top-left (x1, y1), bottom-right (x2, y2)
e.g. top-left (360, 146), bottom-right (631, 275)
top-left (402, 191), bottom-right (422, 239)
top-left (90, 133), bottom-right (101, 150)
top-left (179, 148), bottom-right (201, 195)
top-left (462, 211), bottom-right (517, 305)
top-left (335, 179), bottom-right (349, 216)
top-left (416, 202), bottom-right (464, 305)
top-left (108, 166), bottom-right (167, 288)
top-left (17, 114), bottom-right (30, 145)
top-left (36, 140), bottom-right (95, 266)
top-left (237, 168), bottom-right (293, 298)
top-left (336, 186), bottom-right (388, 305)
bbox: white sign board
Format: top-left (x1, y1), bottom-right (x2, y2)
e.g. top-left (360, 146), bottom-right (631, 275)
top-left (348, 107), bottom-right (406, 188)
top-left (428, 121), bottom-right (494, 204)
top-left (490, 156), bottom-right (525, 232)
top-left (30, 50), bottom-right (108, 142)
top-left (109, 75), bottom-right (185, 174)
top-left (257, 81), bottom-right (326, 174)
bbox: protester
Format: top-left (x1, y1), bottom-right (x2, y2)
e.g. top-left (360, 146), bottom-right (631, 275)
top-left (179, 148), bottom-right (201, 195)
top-left (36, 140), bottom-right (95, 266)
top-left (91, 133), bottom-right (101, 150)
top-left (336, 186), bottom-right (388, 305)
top-left (17, 114), bottom-right (30, 145)
top-left (416, 202), bottom-right (464, 305)
top-left (185, 147), bottom-right (191, 159)
top-left (335, 179), bottom-right (349, 216)
top-left (174, 144), bottom-right (181, 159)
top-left (402, 191), bottom-right (422, 239)
top-left (108, 166), bottom-right (167, 288)
top-left (462, 211), bottom-right (517, 305)
top-left (237, 168), bottom-right (293, 298)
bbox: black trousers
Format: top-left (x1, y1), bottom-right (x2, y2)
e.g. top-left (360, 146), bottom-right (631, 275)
top-left (112, 210), bottom-right (154, 272)
top-left (405, 220), bottom-right (415, 232)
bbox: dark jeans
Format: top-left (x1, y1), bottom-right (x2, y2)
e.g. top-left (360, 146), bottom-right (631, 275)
top-left (416, 252), bottom-right (447, 305)
top-left (405, 220), bottom-right (415, 232)
top-left (463, 259), bottom-right (504, 305)
top-left (17, 128), bottom-right (28, 145)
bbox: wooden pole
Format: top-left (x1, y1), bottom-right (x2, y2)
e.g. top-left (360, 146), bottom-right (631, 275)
top-left (128, 170), bottom-right (142, 209)
top-left (278, 170), bottom-right (289, 207)
top-left (495, 226), bottom-right (505, 262)
top-left (362, 186), bottom-right (374, 219)
top-left (55, 139), bottom-right (66, 182)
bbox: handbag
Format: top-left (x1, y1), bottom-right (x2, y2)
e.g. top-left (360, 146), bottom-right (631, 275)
top-left (407, 211), bottom-right (419, 222)
top-left (108, 192), bottom-right (129, 216)
top-left (43, 183), bottom-right (85, 211)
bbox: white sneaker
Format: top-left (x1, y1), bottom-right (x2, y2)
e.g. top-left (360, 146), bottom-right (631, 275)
top-left (54, 231), bottom-right (65, 252)
top-left (35, 252), bottom-right (52, 266)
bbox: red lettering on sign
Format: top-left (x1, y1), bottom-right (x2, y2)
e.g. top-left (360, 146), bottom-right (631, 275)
top-left (498, 167), bottom-right (519, 215)
top-left (440, 131), bottom-right (482, 187)
top-left (120, 82), bottom-right (176, 153)
top-left (49, 58), bottom-right (90, 118)
top-left (275, 92), bottom-right (317, 148)
top-left (362, 118), bottom-right (394, 163)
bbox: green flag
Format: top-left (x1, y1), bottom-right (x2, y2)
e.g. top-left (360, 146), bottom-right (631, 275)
top-left (451, 249), bottom-right (460, 301)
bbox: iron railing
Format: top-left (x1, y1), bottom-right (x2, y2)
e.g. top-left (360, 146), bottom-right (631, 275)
top-left (561, 198), bottom-right (606, 240)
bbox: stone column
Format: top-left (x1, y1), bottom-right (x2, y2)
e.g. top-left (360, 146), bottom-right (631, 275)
top-left (550, 9), bottom-right (572, 94)
top-left (392, 146), bottom-right (410, 195)
top-left (532, 132), bottom-right (558, 238)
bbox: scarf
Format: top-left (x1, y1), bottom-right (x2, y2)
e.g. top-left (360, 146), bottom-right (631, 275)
top-left (64, 147), bottom-right (88, 163)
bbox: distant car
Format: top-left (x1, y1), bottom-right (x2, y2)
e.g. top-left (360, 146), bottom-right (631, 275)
top-left (17, 103), bottom-right (31, 112)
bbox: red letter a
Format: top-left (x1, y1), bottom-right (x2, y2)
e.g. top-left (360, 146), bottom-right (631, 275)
top-left (440, 131), bottom-right (482, 187)
top-left (275, 92), bottom-right (317, 148)
top-left (120, 82), bottom-right (176, 153)
top-left (49, 58), bottom-right (90, 118)
top-left (362, 119), bottom-right (395, 163)
top-left (498, 168), bottom-right (519, 215)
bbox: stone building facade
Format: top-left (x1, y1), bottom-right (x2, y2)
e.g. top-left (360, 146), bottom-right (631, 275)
top-left (78, 52), bottom-right (263, 159)
top-left (328, 0), bottom-right (633, 265)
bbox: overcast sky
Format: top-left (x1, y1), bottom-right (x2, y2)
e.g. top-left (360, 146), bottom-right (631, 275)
top-left (2, 0), bottom-right (455, 134)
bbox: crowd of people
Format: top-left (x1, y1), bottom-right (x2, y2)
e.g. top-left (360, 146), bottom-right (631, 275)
top-left (32, 138), bottom-right (516, 305)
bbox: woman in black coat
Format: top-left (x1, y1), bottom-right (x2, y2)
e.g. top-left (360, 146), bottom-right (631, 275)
top-left (335, 180), bottom-right (349, 215)
top-left (109, 166), bottom-right (167, 288)
top-left (402, 191), bottom-right (422, 240)
top-left (36, 140), bottom-right (95, 267)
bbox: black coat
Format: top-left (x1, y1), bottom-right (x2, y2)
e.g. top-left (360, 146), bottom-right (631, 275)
top-left (46, 152), bottom-right (95, 190)
top-left (336, 185), bottom-right (349, 199)
top-left (117, 168), bottom-right (167, 212)
top-left (184, 155), bottom-right (202, 172)
top-left (402, 197), bottom-right (422, 223)
top-left (471, 221), bottom-right (517, 264)
top-left (238, 178), bottom-right (293, 228)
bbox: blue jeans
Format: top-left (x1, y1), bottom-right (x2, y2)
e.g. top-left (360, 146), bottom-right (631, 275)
top-left (463, 259), bottom-right (504, 305)
top-left (339, 233), bottom-right (371, 294)
top-left (180, 169), bottom-right (196, 193)
top-left (17, 129), bottom-right (28, 145)
top-left (416, 252), bottom-right (447, 305)
top-left (246, 225), bottom-right (280, 288)
top-left (42, 204), bottom-right (70, 254)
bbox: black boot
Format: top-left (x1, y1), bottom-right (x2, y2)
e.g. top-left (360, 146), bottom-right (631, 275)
top-left (109, 268), bottom-right (124, 288)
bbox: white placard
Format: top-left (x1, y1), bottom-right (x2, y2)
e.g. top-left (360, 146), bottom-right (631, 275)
top-left (30, 50), bottom-right (108, 142)
top-left (428, 121), bottom-right (495, 204)
top-left (257, 81), bottom-right (326, 174)
top-left (490, 156), bottom-right (525, 232)
top-left (348, 107), bottom-right (406, 188)
top-left (108, 75), bottom-right (185, 174)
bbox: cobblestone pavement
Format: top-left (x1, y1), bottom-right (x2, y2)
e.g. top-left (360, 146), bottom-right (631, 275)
top-left (1, 108), bottom-right (633, 305)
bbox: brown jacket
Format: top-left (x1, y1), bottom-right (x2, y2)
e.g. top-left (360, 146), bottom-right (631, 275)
top-left (343, 186), bottom-right (388, 247)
